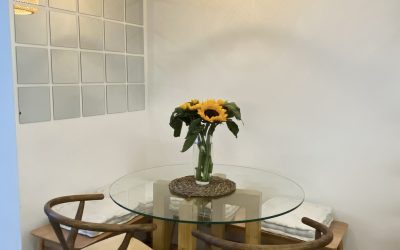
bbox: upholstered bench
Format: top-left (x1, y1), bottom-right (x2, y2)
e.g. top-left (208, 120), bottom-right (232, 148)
top-left (226, 220), bottom-right (348, 250)
top-left (31, 215), bottom-right (150, 250)
top-left (225, 198), bottom-right (348, 250)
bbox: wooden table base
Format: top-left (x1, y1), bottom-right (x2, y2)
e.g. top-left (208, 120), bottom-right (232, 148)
top-left (245, 221), bottom-right (261, 244)
top-left (177, 223), bottom-right (197, 250)
top-left (153, 179), bottom-right (262, 249)
top-left (152, 219), bottom-right (173, 250)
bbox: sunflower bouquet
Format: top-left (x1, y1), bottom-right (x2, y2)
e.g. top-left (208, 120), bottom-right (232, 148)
top-left (170, 99), bottom-right (242, 184)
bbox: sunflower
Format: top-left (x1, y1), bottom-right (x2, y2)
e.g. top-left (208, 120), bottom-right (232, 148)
top-left (217, 99), bottom-right (226, 105)
top-left (179, 99), bottom-right (200, 110)
top-left (197, 99), bottom-right (228, 123)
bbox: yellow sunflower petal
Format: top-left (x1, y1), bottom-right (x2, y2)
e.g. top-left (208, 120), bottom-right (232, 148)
top-left (197, 99), bottom-right (228, 123)
top-left (179, 103), bottom-right (189, 110)
top-left (217, 99), bottom-right (226, 105)
top-left (189, 103), bottom-right (201, 110)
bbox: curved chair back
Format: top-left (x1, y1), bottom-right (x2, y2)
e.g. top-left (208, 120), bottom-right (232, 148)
top-left (192, 217), bottom-right (333, 250)
top-left (44, 194), bottom-right (155, 250)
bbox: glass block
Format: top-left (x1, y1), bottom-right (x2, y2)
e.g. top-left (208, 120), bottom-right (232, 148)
top-left (16, 46), bottom-right (49, 84)
top-left (53, 86), bottom-right (81, 120)
top-left (128, 84), bottom-right (145, 111)
top-left (18, 87), bottom-right (51, 124)
top-left (79, 16), bottom-right (104, 50)
top-left (126, 25), bottom-right (144, 54)
top-left (106, 85), bottom-right (127, 114)
top-left (82, 85), bottom-right (105, 116)
top-left (104, 0), bottom-right (124, 21)
top-left (127, 56), bottom-right (144, 83)
top-left (106, 54), bottom-right (126, 83)
top-left (51, 50), bottom-right (79, 84)
top-left (14, 6), bottom-right (47, 45)
top-left (50, 11), bottom-right (78, 48)
top-left (126, 0), bottom-right (143, 25)
top-left (16, 0), bottom-right (48, 6)
top-left (49, 0), bottom-right (76, 11)
top-left (81, 52), bottom-right (104, 83)
top-left (79, 0), bottom-right (103, 16)
top-left (105, 21), bottom-right (125, 52)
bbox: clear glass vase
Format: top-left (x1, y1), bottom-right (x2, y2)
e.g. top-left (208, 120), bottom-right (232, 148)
top-left (193, 135), bottom-right (213, 185)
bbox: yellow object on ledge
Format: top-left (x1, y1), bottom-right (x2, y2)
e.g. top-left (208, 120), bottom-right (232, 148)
top-left (14, 0), bottom-right (39, 15)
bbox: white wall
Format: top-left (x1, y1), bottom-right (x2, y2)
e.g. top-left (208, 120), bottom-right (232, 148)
top-left (0, 0), bottom-right (21, 249)
top-left (147, 1), bottom-right (400, 249)
top-left (17, 114), bottom-right (149, 249)
top-left (12, 3), bottom-right (150, 250)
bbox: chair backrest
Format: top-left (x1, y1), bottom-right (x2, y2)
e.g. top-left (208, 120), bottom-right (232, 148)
top-left (44, 194), bottom-right (155, 250)
top-left (192, 217), bottom-right (333, 250)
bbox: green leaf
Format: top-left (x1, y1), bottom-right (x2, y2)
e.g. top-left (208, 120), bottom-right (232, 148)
top-left (181, 133), bottom-right (198, 152)
top-left (169, 112), bottom-right (178, 127)
top-left (224, 102), bottom-right (242, 121)
top-left (169, 112), bottom-right (183, 137)
top-left (173, 119), bottom-right (183, 137)
top-left (226, 119), bottom-right (239, 138)
top-left (187, 118), bottom-right (202, 136)
top-left (173, 108), bottom-right (199, 126)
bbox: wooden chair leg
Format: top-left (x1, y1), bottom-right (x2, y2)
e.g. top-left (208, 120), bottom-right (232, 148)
top-left (338, 241), bottom-right (344, 250)
top-left (37, 239), bottom-right (45, 250)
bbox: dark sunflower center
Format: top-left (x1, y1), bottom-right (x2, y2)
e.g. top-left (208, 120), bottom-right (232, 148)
top-left (204, 109), bottom-right (219, 118)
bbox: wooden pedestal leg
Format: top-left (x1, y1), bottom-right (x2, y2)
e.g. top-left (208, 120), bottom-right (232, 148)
top-left (245, 221), bottom-right (261, 244)
top-left (178, 223), bottom-right (197, 250)
top-left (153, 180), bottom-right (175, 250)
top-left (153, 219), bottom-right (173, 250)
top-left (209, 180), bottom-right (226, 250)
top-left (210, 224), bottom-right (225, 250)
top-left (37, 239), bottom-right (45, 250)
top-left (210, 185), bottom-right (262, 246)
top-left (177, 198), bottom-right (198, 250)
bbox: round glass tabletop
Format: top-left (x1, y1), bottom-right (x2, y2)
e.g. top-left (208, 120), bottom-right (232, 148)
top-left (110, 164), bottom-right (304, 224)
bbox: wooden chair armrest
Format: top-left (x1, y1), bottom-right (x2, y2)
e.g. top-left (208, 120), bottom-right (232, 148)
top-left (31, 216), bottom-right (151, 249)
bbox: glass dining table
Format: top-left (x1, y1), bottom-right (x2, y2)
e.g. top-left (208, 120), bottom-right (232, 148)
top-left (110, 164), bottom-right (304, 250)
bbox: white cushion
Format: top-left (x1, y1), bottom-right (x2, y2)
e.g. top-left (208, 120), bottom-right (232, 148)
top-left (54, 196), bottom-right (138, 237)
top-left (85, 234), bottom-right (152, 250)
top-left (261, 198), bottom-right (333, 241)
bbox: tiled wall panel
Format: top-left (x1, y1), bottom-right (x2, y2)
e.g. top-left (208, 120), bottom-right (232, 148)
top-left (13, 0), bottom-right (146, 124)
top-left (16, 46), bottom-right (49, 84)
top-left (49, 11), bottom-right (78, 48)
top-left (82, 85), bottom-right (105, 116)
top-left (51, 49), bottom-right (79, 84)
top-left (107, 85), bottom-right (127, 114)
top-left (18, 87), bottom-right (51, 123)
top-left (14, 6), bottom-right (48, 45)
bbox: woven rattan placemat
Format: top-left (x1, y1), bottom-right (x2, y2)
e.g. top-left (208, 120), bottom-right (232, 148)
top-left (169, 175), bottom-right (236, 198)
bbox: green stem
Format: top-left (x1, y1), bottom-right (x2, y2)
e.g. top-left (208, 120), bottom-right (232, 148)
top-left (196, 140), bottom-right (206, 179)
top-left (195, 123), bottom-right (218, 183)
top-left (202, 124), bottom-right (216, 181)
top-left (196, 124), bottom-right (207, 180)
